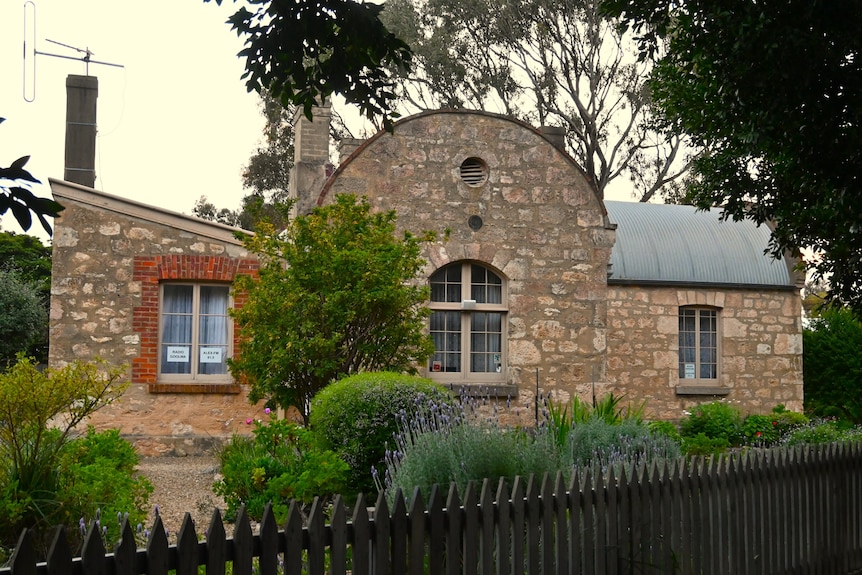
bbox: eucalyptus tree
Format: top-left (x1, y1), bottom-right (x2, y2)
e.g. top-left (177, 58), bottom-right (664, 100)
top-left (381, 0), bottom-right (689, 200)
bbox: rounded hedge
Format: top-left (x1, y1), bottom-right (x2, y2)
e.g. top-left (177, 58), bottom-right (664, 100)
top-left (309, 372), bottom-right (456, 498)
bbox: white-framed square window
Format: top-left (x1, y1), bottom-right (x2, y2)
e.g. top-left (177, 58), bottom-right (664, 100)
top-left (678, 306), bottom-right (719, 381)
top-left (159, 283), bottom-right (232, 382)
top-left (427, 262), bottom-right (507, 383)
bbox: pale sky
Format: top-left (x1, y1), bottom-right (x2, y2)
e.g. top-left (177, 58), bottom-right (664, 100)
top-left (1, 0), bottom-right (270, 239)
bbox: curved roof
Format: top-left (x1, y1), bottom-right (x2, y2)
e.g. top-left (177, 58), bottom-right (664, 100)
top-left (605, 201), bottom-right (794, 288)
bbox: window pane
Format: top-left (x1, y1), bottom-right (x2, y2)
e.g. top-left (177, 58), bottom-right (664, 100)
top-left (430, 311), bottom-right (461, 372)
top-left (161, 346), bottom-right (192, 374)
top-left (163, 285), bottom-right (193, 313)
top-left (200, 286), bottom-right (229, 314)
top-left (161, 285), bottom-right (193, 374)
top-left (471, 265), bottom-right (503, 304)
top-left (471, 312), bottom-right (502, 373)
top-left (430, 265), bottom-right (462, 303)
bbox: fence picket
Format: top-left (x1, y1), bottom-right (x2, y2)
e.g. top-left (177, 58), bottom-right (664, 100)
top-left (329, 496), bottom-right (348, 575)
top-left (390, 491), bottom-right (408, 575)
top-left (44, 526), bottom-right (72, 575)
top-left (427, 485), bottom-right (445, 575)
top-left (372, 493), bottom-right (391, 575)
top-left (567, 472), bottom-right (581, 575)
top-left (305, 498), bottom-right (326, 575)
top-left (554, 473), bottom-right (569, 575)
top-left (113, 520), bottom-right (137, 575)
top-left (494, 479), bottom-right (511, 575)
top-left (257, 505), bottom-right (278, 575)
top-left (232, 507), bottom-right (253, 575)
top-left (540, 474), bottom-right (554, 575)
top-left (444, 484), bottom-right (461, 575)
top-left (479, 479), bottom-right (496, 575)
top-left (351, 494), bottom-right (370, 575)
top-left (175, 513), bottom-right (198, 575)
top-left (594, 468), bottom-right (608, 575)
top-left (407, 488), bottom-right (426, 575)
top-left (145, 515), bottom-right (169, 575)
top-left (582, 469), bottom-right (595, 575)
top-left (525, 475), bottom-right (541, 575)
top-left (206, 508), bottom-right (227, 575)
top-left (10, 529), bottom-right (38, 575)
top-left (510, 476), bottom-right (526, 574)
top-left (462, 481), bottom-right (479, 575)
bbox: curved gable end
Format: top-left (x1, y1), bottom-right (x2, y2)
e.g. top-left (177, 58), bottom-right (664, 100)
top-left (606, 201), bottom-right (794, 288)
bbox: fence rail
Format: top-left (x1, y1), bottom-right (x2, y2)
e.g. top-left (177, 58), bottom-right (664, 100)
top-left (4, 442), bottom-right (862, 575)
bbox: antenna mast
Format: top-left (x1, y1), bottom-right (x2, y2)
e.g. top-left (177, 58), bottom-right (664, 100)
top-left (23, 1), bottom-right (124, 102)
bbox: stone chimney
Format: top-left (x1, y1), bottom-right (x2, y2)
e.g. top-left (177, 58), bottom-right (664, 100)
top-left (64, 75), bottom-right (98, 187)
top-left (289, 103), bottom-right (331, 216)
top-left (540, 125), bottom-right (566, 151)
top-left (338, 137), bottom-right (365, 165)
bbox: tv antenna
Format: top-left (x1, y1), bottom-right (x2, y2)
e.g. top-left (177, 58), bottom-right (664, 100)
top-left (23, 1), bottom-right (124, 102)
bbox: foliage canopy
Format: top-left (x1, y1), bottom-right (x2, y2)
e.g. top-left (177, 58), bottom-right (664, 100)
top-left (803, 307), bottom-right (862, 424)
top-left (206, 0), bottom-right (412, 129)
top-left (602, 0), bottom-right (862, 308)
top-left (1, 118), bottom-right (63, 235)
top-left (230, 194), bottom-right (435, 423)
top-left (0, 269), bottom-right (48, 366)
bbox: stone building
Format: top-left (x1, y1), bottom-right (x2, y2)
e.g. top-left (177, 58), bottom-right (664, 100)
top-left (48, 108), bottom-right (803, 452)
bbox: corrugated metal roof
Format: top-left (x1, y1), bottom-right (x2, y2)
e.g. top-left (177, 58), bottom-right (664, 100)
top-left (605, 201), bottom-right (794, 287)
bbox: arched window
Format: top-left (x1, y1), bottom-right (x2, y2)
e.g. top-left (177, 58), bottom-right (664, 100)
top-left (427, 262), bottom-right (507, 383)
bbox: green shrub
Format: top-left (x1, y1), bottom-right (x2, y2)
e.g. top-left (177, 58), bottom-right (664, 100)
top-left (309, 372), bottom-right (456, 498)
top-left (680, 401), bottom-right (744, 446)
top-left (384, 398), bottom-right (679, 504)
top-left (741, 406), bottom-right (809, 446)
top-left (783, 420), bottom-right (862, 446)
top-left (742, 415), bottom-right (781, 445)
top-left (57, 428), bottom-right (152, 544)
top-left (0, 357), bottom-right (131, 561)
top-left (648, 420), bottom-right (682, 442)
top-left (384, 416), bottom-right (560, 502)
top-left (561, 419), bottom-right (681, 469)
top-left (214, 414), bottom-right (349, 522)
top-left (682, 432), bottom-right (730, 456)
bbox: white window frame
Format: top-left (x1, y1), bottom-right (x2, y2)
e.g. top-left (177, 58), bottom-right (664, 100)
top-left (158, 282), bottom-right (233, 383)
top-left (678, 306), bottom-right (720, 383)
top-left (427, 262), bottom-right (507, 384)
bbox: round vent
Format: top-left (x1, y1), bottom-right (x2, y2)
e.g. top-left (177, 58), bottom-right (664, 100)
top-left (459, 157), bottom-right (488, 186)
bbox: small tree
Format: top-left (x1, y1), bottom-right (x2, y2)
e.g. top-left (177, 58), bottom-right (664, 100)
top-left (230, 194), bottom-right (435, 424)
top-left (0, 269), bottom-right (47, 367)
top-left (0, 357), bottom-right (137, 557)
top-left (804, 307), bottom-right (862, 424)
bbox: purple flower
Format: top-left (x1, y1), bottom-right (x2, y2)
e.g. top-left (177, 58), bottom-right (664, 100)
top-left (265, 407), bottom-right (271, 415)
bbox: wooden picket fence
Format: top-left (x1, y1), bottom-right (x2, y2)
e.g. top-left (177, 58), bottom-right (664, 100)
top-left (4, 442), bottom-right (862, 575)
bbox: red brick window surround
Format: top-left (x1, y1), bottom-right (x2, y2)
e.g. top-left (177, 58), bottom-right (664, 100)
top-left (132, 255), bottom-right (258, 393)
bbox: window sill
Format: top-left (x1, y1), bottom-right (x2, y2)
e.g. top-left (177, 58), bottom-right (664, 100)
top-left (149, 382), bottom-right (242, 394)
top-left (444, 383), bottom-right (519, 398)
top-left (676, 385), bottom-right (731, 396)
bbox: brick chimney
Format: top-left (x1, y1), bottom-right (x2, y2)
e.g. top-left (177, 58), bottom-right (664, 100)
top-left (289, 103), bottom-right (331, 216)
top-left (64, 75), bottom-right (98, 187)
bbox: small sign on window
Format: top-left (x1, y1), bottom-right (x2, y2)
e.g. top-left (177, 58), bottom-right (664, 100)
top-left (432, 360), bottom-right (442, 372)
top-left (200, 347), bottom-right (223, 363)
top-left (684, 363), bottom-right (696, 379)
top-left (167, 346), bottom-right (190, 363)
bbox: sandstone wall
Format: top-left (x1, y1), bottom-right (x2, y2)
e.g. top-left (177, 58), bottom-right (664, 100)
top-left (49, 182), bottom-right (264, 455)
top-left (322, 111), bottom-right (615, 415)
top-left (606, 285), bottom-right (804, 420)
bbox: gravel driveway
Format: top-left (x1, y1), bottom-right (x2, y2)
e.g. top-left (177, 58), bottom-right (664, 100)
top-left (136, 456), bottom-right (228, 541)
